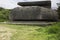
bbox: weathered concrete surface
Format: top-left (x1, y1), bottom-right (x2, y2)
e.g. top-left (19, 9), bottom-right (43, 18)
top-left (18, 1), bottom-right (51, 8)
top-left (9, 6), bottom-right (58, 21)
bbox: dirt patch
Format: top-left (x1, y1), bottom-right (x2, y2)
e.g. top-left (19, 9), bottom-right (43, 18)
top-left (0, 26), bottom-right (16, 40)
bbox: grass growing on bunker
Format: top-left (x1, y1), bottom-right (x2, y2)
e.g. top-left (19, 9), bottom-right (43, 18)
top-left (0, 22), bottom-right (60, 40)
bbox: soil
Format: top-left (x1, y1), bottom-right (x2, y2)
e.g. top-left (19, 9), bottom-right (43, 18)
top-left (0, 26), bottom-right (16, 40)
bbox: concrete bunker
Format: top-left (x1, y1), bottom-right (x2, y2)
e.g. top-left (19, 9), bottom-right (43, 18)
top-left (9, 1), bottom-right (58, 22)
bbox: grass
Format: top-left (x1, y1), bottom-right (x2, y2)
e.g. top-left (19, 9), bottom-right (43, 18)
top-left (0, 22), bottom-right (60, 40)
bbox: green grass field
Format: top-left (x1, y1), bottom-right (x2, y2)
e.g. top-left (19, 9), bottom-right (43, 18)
top-left (0, 22), bottom-right (60, 40)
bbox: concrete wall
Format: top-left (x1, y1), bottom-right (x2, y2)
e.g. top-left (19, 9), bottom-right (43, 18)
top-left (9, 6), bottom-right (58, 21)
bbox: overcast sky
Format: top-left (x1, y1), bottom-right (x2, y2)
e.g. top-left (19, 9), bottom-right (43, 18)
top-left (0, 0), bottom-right (60, 9)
